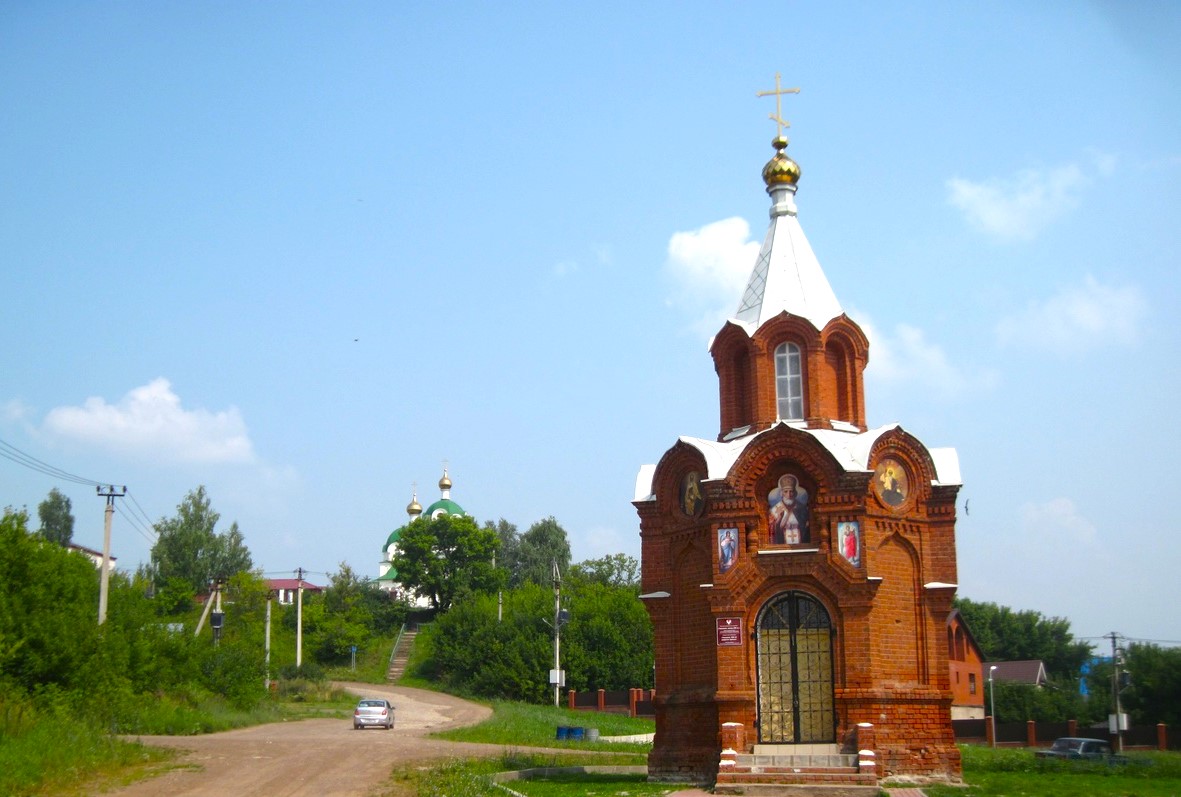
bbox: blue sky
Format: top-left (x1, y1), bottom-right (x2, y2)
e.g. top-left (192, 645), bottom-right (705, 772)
top-left (2, 2), bottom-right (1178, 647)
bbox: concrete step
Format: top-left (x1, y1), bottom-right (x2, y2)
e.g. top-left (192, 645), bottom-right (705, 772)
top-left (713, 784), bottom-right (880, 797)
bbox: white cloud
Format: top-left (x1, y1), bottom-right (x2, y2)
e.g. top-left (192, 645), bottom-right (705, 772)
top-left (859, 314), bottom-right (996, 399)
top-left (995, 275), bottom-right (1147, 355)
top-left (553, 260), bottom-right (578, 277)
top-left (947, 154), bottom-right (1114, 242)
top-left (665, 217), bottom-right (760, 336)
top-left (43, 378), bottom-right (255, 465)
top-left (2, 399), bottom-right (33, 424)
top-left (1018, 497), bottom-right (1100, 549)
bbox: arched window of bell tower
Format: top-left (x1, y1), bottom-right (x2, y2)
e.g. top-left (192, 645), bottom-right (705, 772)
top-left (774, 341), bottom-right (804, 421)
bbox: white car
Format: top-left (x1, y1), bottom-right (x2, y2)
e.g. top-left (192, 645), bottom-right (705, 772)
top-left (353, 698), bottom-right (394, 730)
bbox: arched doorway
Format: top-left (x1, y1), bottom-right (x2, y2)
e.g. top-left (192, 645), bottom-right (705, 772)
top-left (756, 591), bottom-right (836, 743)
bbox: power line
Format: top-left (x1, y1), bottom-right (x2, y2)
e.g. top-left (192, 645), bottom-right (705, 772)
top-left (0, 438), bottom-right (106, 487)
top-left (0, 436), bottom-right (159, 547)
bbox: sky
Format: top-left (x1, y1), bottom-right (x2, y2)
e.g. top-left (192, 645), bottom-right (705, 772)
top-left (2, 2), bottom-right (1179, 649)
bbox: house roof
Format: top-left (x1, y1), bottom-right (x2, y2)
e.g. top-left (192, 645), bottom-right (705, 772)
top-left (67, 542), bottom-right (116, 561)
top-left (987, 659), bottom-right (1048, 685)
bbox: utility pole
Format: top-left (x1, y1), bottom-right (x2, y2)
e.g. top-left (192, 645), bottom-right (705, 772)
top-left (1107, 631), bottom-right (1125, 752)
top-left (296, 567), bottom-right (305, 669)
top-left (95, 485), bottom-right (126, 625)
top-left (493, 551), bottom-right (502, 623)
top-left (264, 590), bottom-right (272, 690)
top-left (551, 560), bottom-right (562, 707)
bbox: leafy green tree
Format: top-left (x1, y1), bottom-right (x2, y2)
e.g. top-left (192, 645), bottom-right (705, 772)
top-left (484, 518), bottom-right (520, 581)
top-left (513, 517), bottom-right (571, 588)
top-left (0, 507), bottom-right (100, 693)
top-left (390, 515), bottom-right (501, 610)
top-left (414, 576), bottom-right (654, 702)
top-left (421, 583), bottom-right (553, 702)
top-left (150, 487), bottom-right (253, 594)
top-left (955, 597), bottom-right (1092, 680)
top-left (563, 578), bottom-right (653, 690)
top-left (36, 487), bottom-right (74, 546)
top-left (569, 553), bottom-right (640, 589)
top-left (1122, 642), bottom-right (1181, 726)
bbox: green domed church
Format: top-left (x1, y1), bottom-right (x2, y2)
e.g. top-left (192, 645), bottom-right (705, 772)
top-left (375, 466), bottom-right (466, 594)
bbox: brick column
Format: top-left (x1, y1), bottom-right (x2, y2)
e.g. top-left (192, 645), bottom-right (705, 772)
top-left (720, 721), bottom-right (746, 766)
top-left (857, 722), bottom-right (877, 777)
top-left (1026, 720), bottom-right (1037, 747)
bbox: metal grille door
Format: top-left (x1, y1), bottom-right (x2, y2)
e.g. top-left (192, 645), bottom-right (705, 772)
top-left (756, 591), bottom-right (835, 743)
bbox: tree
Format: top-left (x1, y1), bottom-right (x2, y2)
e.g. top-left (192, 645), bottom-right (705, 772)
top-left (513, 517), bottom-right (571, 587)
top-left (150, 487), bottom-right (254, 594)
top-left (1122, 642), bottom-right (1181, 726)
top-left (569, 553), bottom-right (640, 589)
top-left (955, 597), bottom-right (1092, 680)
top-left (484, 518), bottom-right (520, 579)
top-left (36, 487), bottom-right (74, 546)
top-left (389, 515), bottom-right (501, 611)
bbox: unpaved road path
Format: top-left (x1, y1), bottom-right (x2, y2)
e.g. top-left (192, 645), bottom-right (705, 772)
top-left (94, 683), bottom-right (507, 797)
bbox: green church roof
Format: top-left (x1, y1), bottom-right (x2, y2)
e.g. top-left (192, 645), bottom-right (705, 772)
top-left (424, 498), bottom-right (464, 517)
top-left (384, 527), bottom-right (402, 550)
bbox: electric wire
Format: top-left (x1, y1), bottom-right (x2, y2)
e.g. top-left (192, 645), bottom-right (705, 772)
top-left (0, 436), bottom-right (159, 545)
top-left (0, 438), bottom-right (107, 487)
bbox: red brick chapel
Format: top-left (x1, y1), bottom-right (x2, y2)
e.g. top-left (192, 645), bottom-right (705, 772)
top-left (634, 99), bottom-right (963, 787)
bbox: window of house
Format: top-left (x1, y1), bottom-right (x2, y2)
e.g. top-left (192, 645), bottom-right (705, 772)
top-left (775, 342), bottom-right (803, 420)
top-left (969, 673), bottom-right (977, 695)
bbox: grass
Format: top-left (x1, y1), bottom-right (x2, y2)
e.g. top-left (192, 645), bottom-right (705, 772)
top-left (432, 699), bottom-right (654, 752)
top-left (322, 631), bottom-right (400, 684)
top-left (0, 679), bottom-right (358, 797)
top-left (923, 743), bottom-right (1181, 797)
top-left (385, 752), bottom-right (675, 797)
top-left (0, 714), bottom-right (175, 797)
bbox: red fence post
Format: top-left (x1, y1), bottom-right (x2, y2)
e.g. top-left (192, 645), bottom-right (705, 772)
top-left (597, 688), bottom-right (605, 711)
top-left (629, 688), bottom-right (638, 717)
top-left (567, 689), bottom-right (576, 710)
top-left (1067, 719), bottom-right (1077, 737)
top-left (1026, 720), bottom-right (1036, 748)
top-left (985, 716), bottom-right (994, 747)
top-left (1159, 723), bottom-right (1167, 751)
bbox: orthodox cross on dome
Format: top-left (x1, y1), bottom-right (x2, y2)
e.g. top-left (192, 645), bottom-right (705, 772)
top-left (756, 72), bottom-right (800, 140)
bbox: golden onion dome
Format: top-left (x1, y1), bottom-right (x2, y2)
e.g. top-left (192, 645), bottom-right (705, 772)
top-left (406, 493), bottom-right (422, 515)
top-left (438, 469), bottom-right (452, 491)
top-left (762, 135), bottom-right (800, 187)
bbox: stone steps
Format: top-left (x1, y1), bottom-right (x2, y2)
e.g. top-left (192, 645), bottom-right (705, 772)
top-left (386, 630), bottom-right (417, 681)
top-left (713, 745), bottom-right (878, 796)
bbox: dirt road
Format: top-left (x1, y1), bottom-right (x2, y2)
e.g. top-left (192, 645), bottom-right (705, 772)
top-left (96, 683), bottom-right (505, 797)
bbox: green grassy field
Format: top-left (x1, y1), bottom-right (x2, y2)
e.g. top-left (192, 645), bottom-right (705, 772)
top-left (433, 699), bottom-right (654, 750)
top-left (922, 744), bottom-right (1181, 797)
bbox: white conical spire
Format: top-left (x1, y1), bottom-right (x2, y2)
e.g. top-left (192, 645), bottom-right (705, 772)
top-left (731, 137), bottom-right (842, 334)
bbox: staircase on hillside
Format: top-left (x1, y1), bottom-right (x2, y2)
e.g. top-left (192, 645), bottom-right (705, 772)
top-left (386, 627), bottom-right (418, 682)
top-left (713, 744), bottom-right (879, 796)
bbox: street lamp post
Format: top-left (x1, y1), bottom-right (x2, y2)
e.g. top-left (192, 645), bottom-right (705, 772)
top-left (989, 665), bottom-right (998, 748)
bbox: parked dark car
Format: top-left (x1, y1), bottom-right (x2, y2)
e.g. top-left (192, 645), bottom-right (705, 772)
top-left (1035, 737), bottom-right (1126, 763)
top-left (353, 698), bottom-right (394, 730)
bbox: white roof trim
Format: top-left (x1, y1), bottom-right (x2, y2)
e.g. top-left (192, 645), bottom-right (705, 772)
top-left (633, 422), bottom-right (961, 501)
top-left (638, 591), bottom-right (670, 600)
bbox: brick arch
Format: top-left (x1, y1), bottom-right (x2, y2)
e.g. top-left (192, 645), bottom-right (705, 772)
top-left (869, 428), bottom-right (939, 509)
top-left (868, 533), bottom-right (922, 685)
top-left (651, 441), bottom-right (710, 522)
top-left (726, 426), bottom-right (849, 498)
top-left (819, 317), bottom-right (869, 428)
top-left (671, 536), bottom-right (713, 688)
top-left (711, 322), bottom-right (757, 434)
